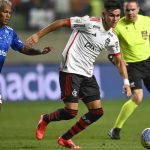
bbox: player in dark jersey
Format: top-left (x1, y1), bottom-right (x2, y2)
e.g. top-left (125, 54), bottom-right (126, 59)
top-left (0, 0), bottom-right (52, 108)
top-left (27, 0), bottom-right (131, 149)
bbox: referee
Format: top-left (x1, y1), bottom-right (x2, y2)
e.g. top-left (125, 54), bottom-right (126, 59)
top-left (109, 0), bottom-right (150, 139)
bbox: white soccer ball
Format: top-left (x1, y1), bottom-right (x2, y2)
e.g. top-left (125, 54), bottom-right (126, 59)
top-left (141, 128), bottom-right (150, 149)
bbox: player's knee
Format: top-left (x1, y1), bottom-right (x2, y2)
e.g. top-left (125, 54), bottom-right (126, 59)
top-left (89, 107), bottom-right (104, 122)
top-left (132, 91), bottom-right (143, 105)
top-left (63, 107), bottom-right (78, 120)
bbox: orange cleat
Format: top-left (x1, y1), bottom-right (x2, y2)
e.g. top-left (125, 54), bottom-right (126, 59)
top-left (36, 115), bottom-right (48, 140)
top-left (58, 136), bottom-right (82, 149)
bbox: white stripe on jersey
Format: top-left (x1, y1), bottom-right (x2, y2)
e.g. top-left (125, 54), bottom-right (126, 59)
top-left (60, 16), bottom-right (120, 77)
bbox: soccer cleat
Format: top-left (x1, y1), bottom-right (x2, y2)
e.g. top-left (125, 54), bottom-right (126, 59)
top-left (58, 137), bottom-right (82, 149)
top-left (108, 128), bottom-right (121, 140)
top-left (36, 114), bottom-right (48, 140)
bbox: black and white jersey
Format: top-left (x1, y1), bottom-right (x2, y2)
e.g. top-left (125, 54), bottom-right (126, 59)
top-left (60, 15), bottom-right (120, 77)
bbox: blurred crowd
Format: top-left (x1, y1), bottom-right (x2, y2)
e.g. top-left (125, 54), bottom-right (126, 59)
top-left (10, 0), bottom-right (103, 30)
top-left (10, 0), bottom-right (150, 31)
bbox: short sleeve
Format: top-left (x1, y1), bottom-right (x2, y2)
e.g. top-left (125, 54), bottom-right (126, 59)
top-left (11, 31), bottom-right (24, 52)
top-left (108, 34), bottom-right (121, 55)
top-left (70, 15), bottom-right (91, 31)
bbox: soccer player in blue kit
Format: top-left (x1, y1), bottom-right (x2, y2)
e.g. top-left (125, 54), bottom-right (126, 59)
top-left (0, 0), bottom-right (52, 106)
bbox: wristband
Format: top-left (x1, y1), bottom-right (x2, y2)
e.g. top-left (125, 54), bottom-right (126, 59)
top-left (123, 79), bottom-right (130, 85)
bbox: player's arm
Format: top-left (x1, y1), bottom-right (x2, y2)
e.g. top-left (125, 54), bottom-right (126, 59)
top-left (108, 54), bottom-right (116, 65)
top-left (113, 54), bottom-right (131, 97)
top-left (26, 19), bottom-right (69, 47)
top-left (20, 45), bottom-right (53, 55)
top-left (11, 29), bottom-right (53, 55)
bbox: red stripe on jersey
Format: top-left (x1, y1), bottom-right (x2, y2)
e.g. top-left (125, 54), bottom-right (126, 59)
top-left (67, 18), bottom-right (71, 28)
top-left (90, 17), bottom-right (100, 22)
top-left (65, 74), bottom-right (71, 96)
top-left (112, 52), bottom-right (120, 56)
top-left (61, 31), bottom-right (79, 71)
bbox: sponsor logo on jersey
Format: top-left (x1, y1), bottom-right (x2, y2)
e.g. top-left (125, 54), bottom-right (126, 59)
top-left (0, 50), bottom-right (7, 57)
top-left (93, 25), bottom-right (101, 30)
top-left (108, 32), bottom-right (113, 37)
top-left (75, 18), bottom-right (82, 23)
top-left (141, 30), bottom-right (148, 40)
top-left (104, 38), bottom-right (110, 47)
top-left (91, 33), bottom-right (97, 37)
top-left (73, 24), bottom-right (85, 28)
top-left (84, 41), bottom-right (101, 52)
top-left (115, 41), bottom-right (119, 49)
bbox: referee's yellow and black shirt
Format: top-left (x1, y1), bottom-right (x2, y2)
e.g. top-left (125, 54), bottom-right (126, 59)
top-left (115, 15), bottom-right (150, 63)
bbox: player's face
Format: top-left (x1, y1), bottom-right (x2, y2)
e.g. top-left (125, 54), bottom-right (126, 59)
top-left (124, 2), bottom-right (139, 22)
top-left (103, 9), bottom-right (121, 29)
top-left (0, 4), bottom-right (12, 26)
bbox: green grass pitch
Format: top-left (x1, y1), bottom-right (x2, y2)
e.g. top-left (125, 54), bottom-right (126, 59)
top-left (0, 99), bottom-right (149, 150)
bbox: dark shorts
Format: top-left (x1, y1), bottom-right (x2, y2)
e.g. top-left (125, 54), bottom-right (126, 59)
top-left (59, 71), bottom-right (101, 103)
top-left (127, 57), bottom-right (150, 92)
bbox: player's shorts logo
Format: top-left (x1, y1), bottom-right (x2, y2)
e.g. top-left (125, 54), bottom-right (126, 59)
top-left (141, 30), bottom-right (148, 40)
top-left (130, 82), bottom-right (135, 88)
top-left (72, 89), bottom-right (78, 97)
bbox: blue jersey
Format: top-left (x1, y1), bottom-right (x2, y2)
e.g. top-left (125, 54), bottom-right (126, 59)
top-left (0, 26), bottom-right (24, 72)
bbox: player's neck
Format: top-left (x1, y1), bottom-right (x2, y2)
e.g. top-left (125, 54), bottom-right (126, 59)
top-left (0, 23), bottom-right (5, 28)
top-left (102, 18), bottom-right (110, 31)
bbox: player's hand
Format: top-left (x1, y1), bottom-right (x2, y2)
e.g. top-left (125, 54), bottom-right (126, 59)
top-left (123, 84), bottom-right (132, 97)
top-left (26, 33), bottom-right (39, 47)
top-left (41, 46), bottom-right (54, 54)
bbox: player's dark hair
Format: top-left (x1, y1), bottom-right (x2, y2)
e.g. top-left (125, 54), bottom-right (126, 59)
top-left (104, 0), bottom-right (121, 11)
top-left (124, 0), bottom-right (139, 4)
top-left (0, 0), bottom-right (12, 9)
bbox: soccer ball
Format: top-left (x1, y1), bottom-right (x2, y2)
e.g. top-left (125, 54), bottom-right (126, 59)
top-left (141, 128), bottom-right (150, 149)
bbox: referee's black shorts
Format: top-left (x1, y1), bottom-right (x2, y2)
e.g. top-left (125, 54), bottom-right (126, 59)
top-left (127, 57), bottom-right (150, 92)
top-left (59, 71), bottom-right (101, 103)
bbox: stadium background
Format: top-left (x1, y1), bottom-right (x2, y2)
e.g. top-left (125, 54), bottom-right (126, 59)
top-left (2, 0), bottom-right (150, 101)
top-left (7, 0), bottom-right (150, 64)
top-left (1, 2), bottom-right (150, 150)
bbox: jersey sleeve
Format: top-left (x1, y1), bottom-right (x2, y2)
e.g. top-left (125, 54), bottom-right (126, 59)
top-left (11, 31), bottom-right (24, 52)
top-left (70, 15), bottom-right (91, 31)
top-left (108, 35), bottom-right (121, 56)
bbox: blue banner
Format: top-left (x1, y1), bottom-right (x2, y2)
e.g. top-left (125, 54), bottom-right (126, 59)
top-left (0, 64), bottom-right (149, 101)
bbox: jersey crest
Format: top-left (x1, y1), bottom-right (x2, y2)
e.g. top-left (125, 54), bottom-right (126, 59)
top-left (141, 30), bottom-right (148, 40)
